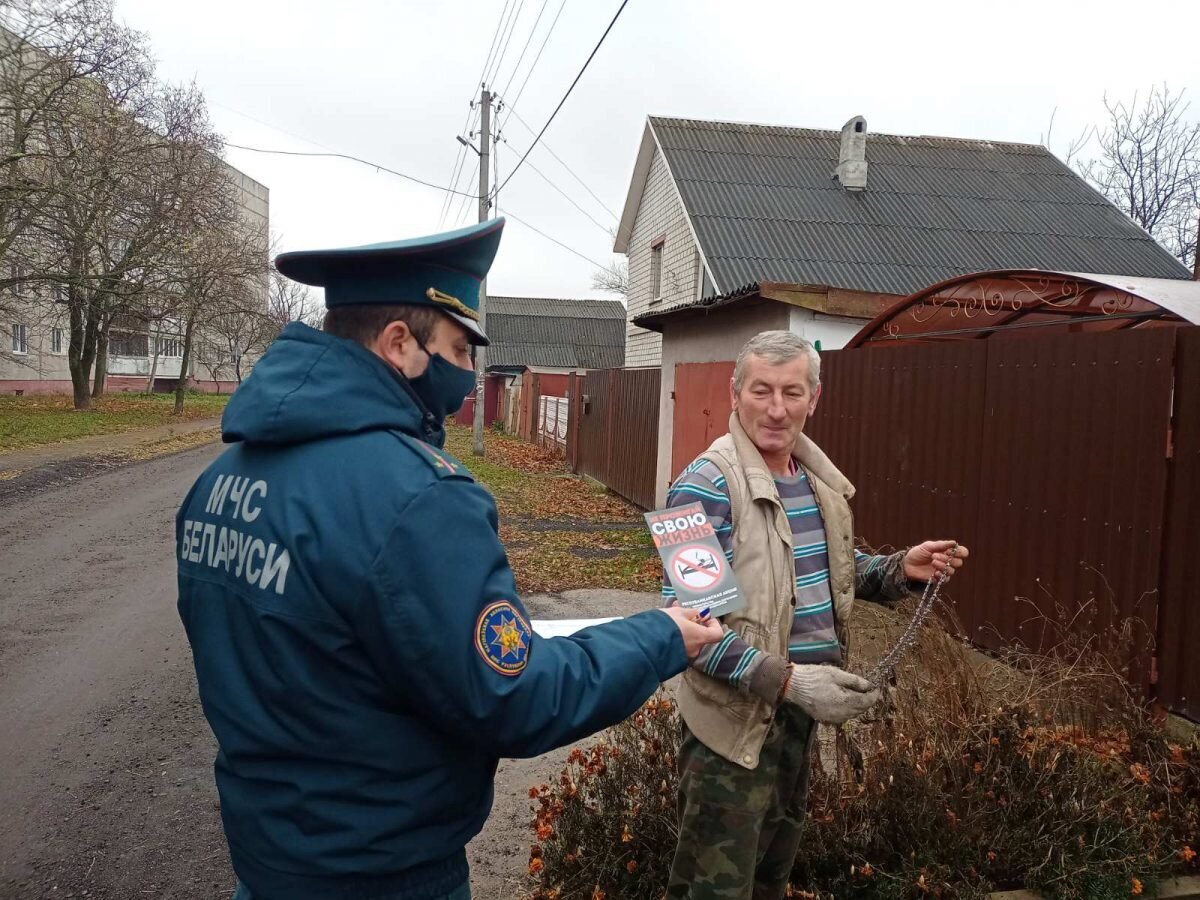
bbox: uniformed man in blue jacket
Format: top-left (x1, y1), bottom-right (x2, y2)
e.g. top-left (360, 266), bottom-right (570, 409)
top-left (176, 218), bottom-right (721, 900)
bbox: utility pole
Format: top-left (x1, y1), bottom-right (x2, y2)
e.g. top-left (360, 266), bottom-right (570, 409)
top-left (472, 85), bottom-right (491, 457)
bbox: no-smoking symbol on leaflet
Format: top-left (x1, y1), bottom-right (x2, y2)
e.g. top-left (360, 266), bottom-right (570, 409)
top-left (670, 545), bottom-right (723, 591)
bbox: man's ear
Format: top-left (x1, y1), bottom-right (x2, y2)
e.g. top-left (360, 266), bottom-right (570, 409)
top-left (729, 377), bottom-right (739, 411)
top-left (374, 319), bottom-right (415, 372)
top-left (809, 382), bottom-right (823, 415)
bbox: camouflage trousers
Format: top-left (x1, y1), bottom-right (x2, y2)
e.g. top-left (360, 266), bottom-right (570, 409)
top-left (667, 704), bottom-right (816, 900)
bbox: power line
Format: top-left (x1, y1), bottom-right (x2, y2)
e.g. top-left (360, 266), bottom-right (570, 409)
top-left (223, 142), bottom-right (478, 197)
top-left (439, 104), bottom-right (479, 227)
top-left (438, 105), bottom-right (480, 227)
top-left (497, 141), bottom-right (611, 234)
top-left (229, 134), bottom-right (604, 273)
top-left (452, 159), bottom-right (481, 226)
top-left (485, 0), bottom-right (527, 88)
top-left (498, 0), bottom-right (550, 100)
top-left (440, 0), bottom-right (514, 225)
top-left (211, 101), bottom-right (344, 156)
top-left (496, 0), bottom-right (631, 196)
top-left (497, 0), bottom-right (568, 134)
top-left (444, 0), bottom-right (524, 227)
top-left (507, 107), bottom-right (619, 221)
top-left (501, 207), bottom-right (609, 269)
top-left (476, 0), bottom-right (517, 101)
top-left (208, 101), bottom-right (485, 226)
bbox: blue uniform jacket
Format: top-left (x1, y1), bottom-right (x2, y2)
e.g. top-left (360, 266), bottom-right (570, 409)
top-left (176, 323), bottom-right (687, 900)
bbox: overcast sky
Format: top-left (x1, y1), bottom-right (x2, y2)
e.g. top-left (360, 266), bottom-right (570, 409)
top-left (111, 0), bottom-right (1199, 303)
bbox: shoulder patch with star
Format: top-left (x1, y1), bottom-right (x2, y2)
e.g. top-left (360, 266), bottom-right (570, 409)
top-left (474, 600), bottom-right (532, 676)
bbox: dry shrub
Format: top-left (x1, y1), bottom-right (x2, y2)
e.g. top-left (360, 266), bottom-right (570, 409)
top-left (528, 606), bottom-right (1200, 899)
top-left (797, 603), bottom-right (1200, 899)
top-left (529, 695), bottom-right (681, 900)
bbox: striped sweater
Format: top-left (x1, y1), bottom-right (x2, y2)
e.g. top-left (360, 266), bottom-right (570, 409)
top-left (662, 457), bottom-right (904, 693)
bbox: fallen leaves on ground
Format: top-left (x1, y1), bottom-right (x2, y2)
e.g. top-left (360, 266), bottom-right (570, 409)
top-left (480, 432), bottom-right (565, 473)
top-left (107, 428), bottom-right (222, 462)
top-left (0, 393), bottom-right (229, 451)
top-left (445, 425), bottom-right (660, 593)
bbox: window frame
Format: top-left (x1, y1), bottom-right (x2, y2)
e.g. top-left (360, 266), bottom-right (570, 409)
top-left (11, 322), bottom-right (28, 355)
top-left (649, 234), bottom-right (666, 305)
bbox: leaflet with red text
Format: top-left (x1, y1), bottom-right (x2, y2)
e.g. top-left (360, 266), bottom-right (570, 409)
top-left (644, 502), bottom-right (745, 616)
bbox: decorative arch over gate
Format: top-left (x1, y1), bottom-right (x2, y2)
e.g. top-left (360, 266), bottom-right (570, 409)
top-left (848, 270), bottom-right (1200, 347)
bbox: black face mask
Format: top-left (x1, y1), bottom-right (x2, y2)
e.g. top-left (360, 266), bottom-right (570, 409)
top-left (408, 342), bottom-right (477, 425)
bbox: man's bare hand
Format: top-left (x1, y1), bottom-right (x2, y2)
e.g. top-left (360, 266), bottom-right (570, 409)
top-left (659, 606), bottom-right (724, 659)
top-left (903, 540), bottom-right (969, 582)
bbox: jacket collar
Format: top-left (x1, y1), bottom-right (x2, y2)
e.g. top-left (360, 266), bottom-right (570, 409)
top-left (727, 412), bottom-right (855, 501)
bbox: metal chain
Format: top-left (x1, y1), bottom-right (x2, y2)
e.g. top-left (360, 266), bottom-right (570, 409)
top-left (864, 543), bottom-right (958, 686)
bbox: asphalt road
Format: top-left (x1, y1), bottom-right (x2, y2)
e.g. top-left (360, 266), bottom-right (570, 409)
top-left (0, 442), bottom-right (229, 899)
top-left (0, 442), bottom-right (652, 899)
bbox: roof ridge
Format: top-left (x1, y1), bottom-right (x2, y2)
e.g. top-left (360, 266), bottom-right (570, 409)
top-left (484, 301), bottom-right (619, 309)
top-left (647, 114), bottom-right (1050, 153)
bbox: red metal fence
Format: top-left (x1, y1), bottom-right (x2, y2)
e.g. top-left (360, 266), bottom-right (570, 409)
top-left (671, 327), bottom-right (1200, 714)
top-left (570, 367), bottom-right (661, 510)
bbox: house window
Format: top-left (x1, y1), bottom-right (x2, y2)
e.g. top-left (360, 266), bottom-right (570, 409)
top-left (650, 237), bottom-right (665, 303)
top-left (11, 322), bottom-right (28, 354)
top-left (51, 327), bottom-right (64, 354)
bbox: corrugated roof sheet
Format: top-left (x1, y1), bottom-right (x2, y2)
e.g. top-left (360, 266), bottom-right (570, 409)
top-left (485, 296), bottom-right (625, 370)
top-left (651, 117), bottom-right (1191, 297)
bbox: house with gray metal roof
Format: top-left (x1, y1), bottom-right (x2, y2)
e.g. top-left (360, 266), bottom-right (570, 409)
top-left (454, 295), bottom-right (626, 431)
top-left (485, 295), bottom-right (625, 373)
top-left (615, 114), bottom-right (1191, 367)
top-left (612, 113), bottom-right (1192, 507)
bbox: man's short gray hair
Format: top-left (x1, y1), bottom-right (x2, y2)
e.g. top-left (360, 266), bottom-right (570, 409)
top-left (732, 331), bottom-right (821, 393)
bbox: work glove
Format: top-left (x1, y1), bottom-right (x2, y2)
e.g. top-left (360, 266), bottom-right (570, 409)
top-left (783, 664), bottom-right (879, 724)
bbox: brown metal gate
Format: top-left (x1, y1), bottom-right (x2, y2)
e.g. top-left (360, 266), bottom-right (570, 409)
top-left (573, 368), bottom-right (661, 509)
top-left (807, 329), bottom-right (1178, 691)
top-left (1156, 327), bottom-right (1200, 717)
top-left (672, 362), bottom-right (735, 479)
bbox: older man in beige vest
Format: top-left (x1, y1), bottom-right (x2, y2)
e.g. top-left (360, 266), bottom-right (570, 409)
top-left (664, 331), bottom-right (968, 899)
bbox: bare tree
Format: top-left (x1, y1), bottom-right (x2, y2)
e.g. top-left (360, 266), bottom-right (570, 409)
top-left (196, 292), bottom-right (274, 388)
top-left (1076, 85), bottom-right (1200, 272)
top-left (591, 258), bottom-right (628, 301)
top-left (168, 186), bottom-right (267, 413)
top-left (37, 75), bottom-right (239, 407)
top-left (0, 1), bottom-right (271, 410)
top-left (0, 0), bottom-right (153, 313)
top-left (267, 264), bottom-right (321, 333)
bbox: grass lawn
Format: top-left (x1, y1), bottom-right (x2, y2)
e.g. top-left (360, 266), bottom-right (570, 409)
top-left (0, 392), bottom-right (230, 452)
top-left (444, 424), bottom-right (661, 594)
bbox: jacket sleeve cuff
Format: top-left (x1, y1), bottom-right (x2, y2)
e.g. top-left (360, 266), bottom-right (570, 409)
top-left (634, 608), bottom-right (690, 680)
top-left (874, 549), bottom-right (916, 603)
top-left (747, 654), bottom-right (790, 705)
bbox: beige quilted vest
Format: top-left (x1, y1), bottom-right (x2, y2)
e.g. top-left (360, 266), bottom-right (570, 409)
top-left (676, 414), bottom-right (857, 770)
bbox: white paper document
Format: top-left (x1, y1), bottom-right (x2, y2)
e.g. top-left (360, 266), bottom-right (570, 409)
top-left (530, 617), bottom-right (621, 638)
